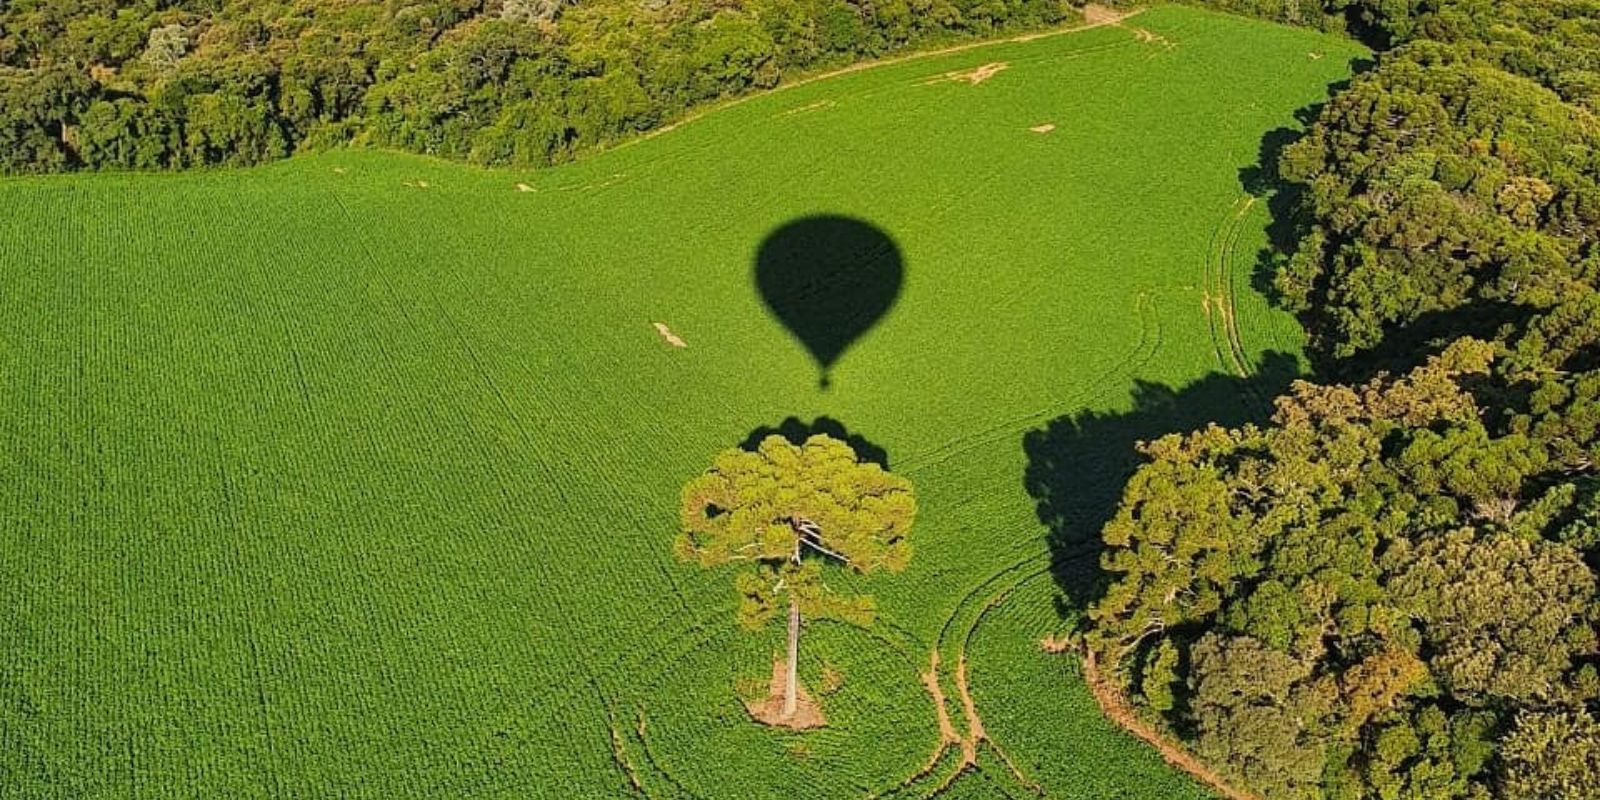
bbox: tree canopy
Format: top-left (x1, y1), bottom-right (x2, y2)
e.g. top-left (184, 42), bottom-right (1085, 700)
top-left (0, 0), bottom-right (1072, 173)
top-left (677, 433), bottom-right (915, 720)
top-left (1082, 2), bottom-right (1600, 797)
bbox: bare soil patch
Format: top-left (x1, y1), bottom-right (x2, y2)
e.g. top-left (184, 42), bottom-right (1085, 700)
top-left (627, 7), bottom-right (1146, 148)
top-left (1133, 27), bottom-right (1176, 48)
top-left (924, 652), bottom-right (963, 751)
top-left (925, 61), bottom-right (1009, 86)
top-left (744, 657), bottom-right (825, 730)
top-left (652, 322), bottom-right (687, 348)
top-left (952, 655), bottom-right (986, 766)
top-left (558, 173), bottom-right (627, 192)
top-left (1029, 123), bottom-right (1057, 134)
top-left (778, 100), bottom-right (836, 117)
top-left (1081, 3), bottom-right (1133, 26)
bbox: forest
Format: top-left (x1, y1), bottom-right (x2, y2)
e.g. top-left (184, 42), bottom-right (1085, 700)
top-left (0, 0), bottom-right (1073, 172)
top-left (1085, 1), bottom-right (1600, 798)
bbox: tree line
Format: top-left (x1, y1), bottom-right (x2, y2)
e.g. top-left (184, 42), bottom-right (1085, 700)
top-left (0, 0), bottom-right (1071, 173)
top-left (1084, 1), bottom-right (1600, 798)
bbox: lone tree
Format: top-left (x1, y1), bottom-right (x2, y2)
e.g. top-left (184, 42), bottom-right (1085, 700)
top-left (677, 433), bottom-right (916, 722)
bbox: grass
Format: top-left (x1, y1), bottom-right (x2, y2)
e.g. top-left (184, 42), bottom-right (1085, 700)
top-left (0, 6), bottom-right (1365, 798)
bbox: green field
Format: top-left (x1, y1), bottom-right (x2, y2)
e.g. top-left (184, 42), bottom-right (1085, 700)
top-left (0, 7), bottom-right (1363, 797)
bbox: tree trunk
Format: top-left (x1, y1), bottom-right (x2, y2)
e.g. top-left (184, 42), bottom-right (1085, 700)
top-left (784, 588), bottom-right (800, 718)
top-left (784, 535), bottom-right (802, 718)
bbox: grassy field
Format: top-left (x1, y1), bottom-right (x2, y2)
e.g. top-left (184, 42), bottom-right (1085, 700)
top-left (0, 6), bottom-right (1364, 797)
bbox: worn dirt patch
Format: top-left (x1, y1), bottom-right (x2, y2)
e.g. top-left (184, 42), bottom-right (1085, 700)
top-left (744, 657), bottom-right (825, 730)
top-left (652, 322), bottom-right (687, 348)
top-left (924, 652), bottom-right (963, 750)
top-left (1081, 3), bottom-right (1133, 26)
top-left (954, 655), bottom-right (985, 765)
top-left (1029, 123), bottom-right (1057, 134)
top-left (1133, 27), bottom-right (1176, 48)
top-left (924, 61), bottom-right (1009, 86)
top-left (558, 173), bottom-right (627, 192)
top-left (778, 100), bottom-right (835, 117)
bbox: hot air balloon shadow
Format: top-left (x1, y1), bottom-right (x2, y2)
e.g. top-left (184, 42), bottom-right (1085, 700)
top-left (754, 215), bottom-right (904, 389)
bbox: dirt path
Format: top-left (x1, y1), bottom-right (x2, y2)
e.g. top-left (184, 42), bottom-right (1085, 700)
top-left (1080, 650), bottom-right (1260, 800)
top-left (615, 5), bottom-right (1147, 151)
top-left (1201, 196), bottom-right (1256, 378)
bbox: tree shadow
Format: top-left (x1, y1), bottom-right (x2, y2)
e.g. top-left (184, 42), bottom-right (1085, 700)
top-left (1236, 79), bottom-right (1353, 307)
top-left (741, 416), bottom-right (891, 469)
top-left (1023, 352), bottom-right (1300, 619)
top-left (1318, 300), bottom-right (1538, 383)
top-left (754, 215), bottom-right (904, 389)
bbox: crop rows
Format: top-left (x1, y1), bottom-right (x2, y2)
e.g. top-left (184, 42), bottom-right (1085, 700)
top-left (0, 7), bottom-right (1363, 797)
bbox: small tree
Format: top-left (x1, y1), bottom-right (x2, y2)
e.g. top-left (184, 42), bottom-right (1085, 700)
top-left (677, 433), bottom-right (915, 720)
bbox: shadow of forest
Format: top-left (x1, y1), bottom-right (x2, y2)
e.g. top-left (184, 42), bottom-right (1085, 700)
top-left (1024, 353), bottom-right (1299, 619)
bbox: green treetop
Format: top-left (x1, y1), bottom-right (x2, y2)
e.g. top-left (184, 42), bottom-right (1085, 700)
top-left (677, 433), bottom-right (915, 720)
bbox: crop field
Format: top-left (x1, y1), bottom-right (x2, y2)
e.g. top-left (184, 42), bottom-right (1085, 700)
top-left (0, 6), bottom-right (1364, 798)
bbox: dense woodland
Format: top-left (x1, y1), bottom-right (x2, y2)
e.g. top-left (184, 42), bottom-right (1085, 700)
top-left (0, 0), bottom-right (1073, 172)
top-left (1087, 1), bottom-right (1600, 798)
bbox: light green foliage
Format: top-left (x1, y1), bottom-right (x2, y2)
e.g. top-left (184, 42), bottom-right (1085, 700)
top-left (140, 24), bottom-right (188, 72)
top-left (1386, 529), bottom-right (1596, 703)
top-left (1499, 709), bottom-right (1600, 799)
top-left (677, 434), bottom-right (915, 627)
top-left (1140, 637), bottom-right (1180, 713)
top-left (0, 7), bottom-right (1363, 796)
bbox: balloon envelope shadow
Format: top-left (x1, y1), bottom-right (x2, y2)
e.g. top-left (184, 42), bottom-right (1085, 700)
top-left (754, 215), bottom-right (904, 388)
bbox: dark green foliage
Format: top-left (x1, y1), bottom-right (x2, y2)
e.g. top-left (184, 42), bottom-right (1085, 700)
top-left (1276, 41), bottom-right (1600, 365)
top-left (1088, 2), bottom-right (1600, 797)
top-left (1089, 342), bottom-right (1600, 798)
top-left (0, 0), bottom-right (1070, 172)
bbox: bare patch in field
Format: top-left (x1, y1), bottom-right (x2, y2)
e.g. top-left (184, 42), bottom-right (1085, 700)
top-left (652, 322), bottom-right (687, 348)
top-left (1081, 3), bottom-right (1133, 26)
top-left (1133, 27), bottom-right (1176, 49)
top-left (924, 61), bottom-right (1009, 86)
top-left (557, 173), bottom-right (627, 192)
top-left (1029, 123), bottom-right (1057, 134)
top-left (778, 100), bottom-right (836, 117)
top-left (743, 657), bottom-right (825, 730)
